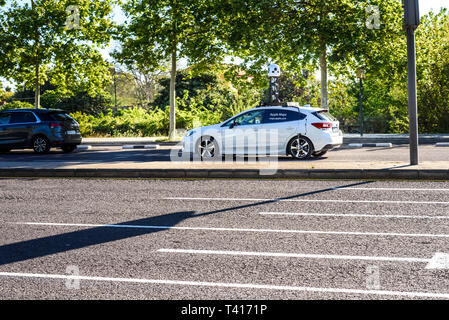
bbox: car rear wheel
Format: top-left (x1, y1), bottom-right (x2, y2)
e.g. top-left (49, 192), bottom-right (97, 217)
top-left (196, 136), bottom-right (220, 161)
top-left (33, 136), bottom-right (51, 154)
top-left (62, 145), bottom-right (77, 153)
top-left (288, 136), bottom-right (314, 160)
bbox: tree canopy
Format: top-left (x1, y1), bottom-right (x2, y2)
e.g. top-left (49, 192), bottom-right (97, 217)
top-left (0, 0), bottom-right (115, 107)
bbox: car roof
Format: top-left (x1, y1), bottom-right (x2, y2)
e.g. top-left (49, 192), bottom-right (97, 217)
top-left (1, 108), bottom-right (65, 113)
top-left (254, 105), bottom-right (325, 113)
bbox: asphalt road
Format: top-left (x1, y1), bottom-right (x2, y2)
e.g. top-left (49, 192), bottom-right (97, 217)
top-left (1, 178), bottom-right (449, 300)
top-left (0, 145), bottom-right (448, 162)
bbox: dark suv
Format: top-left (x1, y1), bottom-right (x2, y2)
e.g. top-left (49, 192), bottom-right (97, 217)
top-left (0, 109), bottom-right (82, 154)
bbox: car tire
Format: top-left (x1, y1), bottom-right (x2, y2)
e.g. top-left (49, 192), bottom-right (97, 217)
top-left (312, 150), bottom-right (328, 158)
top-left (196, 136), bottom-right (220, 161)
top-left (32, 136), bottom-right (51, 154)
top-left (288, 136), bottom-right (314, 160)
top-left (62, 145), bottom-right (77, 153)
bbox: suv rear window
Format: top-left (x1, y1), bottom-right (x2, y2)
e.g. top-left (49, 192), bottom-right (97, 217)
top-left (39, 112), bottom-right (74, 122)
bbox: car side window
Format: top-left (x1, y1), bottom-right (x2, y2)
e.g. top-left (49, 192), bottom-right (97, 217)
top-left (10, 112), bottom-right (37, 124)
top-left (233, 110), bottom-right (265, 126)
top-left (264, 110), bottom-right (306, 123)
top-left (0, 113), bottom-right (11, 125)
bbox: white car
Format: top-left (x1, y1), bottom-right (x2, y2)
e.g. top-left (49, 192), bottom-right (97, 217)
top-left (182, 104), bottom-right (343, 160)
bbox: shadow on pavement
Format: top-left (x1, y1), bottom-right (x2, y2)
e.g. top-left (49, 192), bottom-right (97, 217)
top-left (0, 180), bottom-right (373, 266)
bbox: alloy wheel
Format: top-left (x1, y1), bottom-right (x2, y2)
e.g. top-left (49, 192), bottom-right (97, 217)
top-left (198, 137), bottom-right (217, 159)
top-left (33, 137), bottom-right (49, 154)
top-left (289, 137), bottom-right (312, 160)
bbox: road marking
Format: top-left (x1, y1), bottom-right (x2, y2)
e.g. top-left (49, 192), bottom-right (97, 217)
top-left (164, 197), bottom-right (449, 205)
top-left (259, 212), bottom-right (449, 219)
top-left (426, 253), bottom-right (449, 269)
top-left (0, 271), bottom-right (448, 299)
top-left (157, 249), bottom-right (429, 263)
top-left (332, 187), bottom-right (449, 192)
top-left (12, 222), bottom-right (449, 239)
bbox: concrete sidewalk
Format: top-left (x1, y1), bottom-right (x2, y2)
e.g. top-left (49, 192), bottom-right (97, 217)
top-left (1, 160), bottom-right (448, 180)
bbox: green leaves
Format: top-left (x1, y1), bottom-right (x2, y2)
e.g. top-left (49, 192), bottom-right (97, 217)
top-left (115, 0), bottom-right (227, 73)
top-left (0, 0), bottom-right (115, 99)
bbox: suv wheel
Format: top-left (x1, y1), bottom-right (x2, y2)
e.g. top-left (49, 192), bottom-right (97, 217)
top-left (62, 145), bottom-right (77, 153)
top-left (288, 136), bottom-right (314, 160)
top-left (196, 136), bottom-right (219, 160)
top-left (33, 136), bottom-right (51, 154)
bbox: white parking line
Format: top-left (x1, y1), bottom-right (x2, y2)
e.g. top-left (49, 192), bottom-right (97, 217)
top-left (157, 248), bottom-right (429, 263)
top-left (0, 271), bottom-right (448, 299)
top-left (163, 197), bottom-right (449, 205)
top-left (12, 221), bottom-right (449, 239)
top-left (332, 187), bottom-right (449, 192)
top-left (259, 212), bottom-right (449, 219)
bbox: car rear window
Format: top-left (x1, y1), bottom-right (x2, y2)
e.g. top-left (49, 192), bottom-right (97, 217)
top-left (50, 112), bottom-right (73, 121)
top-left (39, 112), bottom-right (74, 122)
top-left (313, 110), bottom-right (337, 121)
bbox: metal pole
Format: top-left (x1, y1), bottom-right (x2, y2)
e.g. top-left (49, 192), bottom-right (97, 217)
top-left (406, 27), bottom-right (419, 165)
top-left (359, 78), bottom-right (364, 137)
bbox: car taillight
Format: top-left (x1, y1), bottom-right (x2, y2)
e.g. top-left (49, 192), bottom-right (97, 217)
top-left (50, 123), bottom-right (63, 129)
top-left (312, 122), bottom-right (332, 130)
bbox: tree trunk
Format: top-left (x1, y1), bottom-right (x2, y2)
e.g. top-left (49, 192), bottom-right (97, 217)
top-left (34, 63), bottom-right (40, 109)
top-left (168, 44), bottom-right (177, 141)
top-left (320, 49), bottom-right (328, 110)
top-left (32, 0), bottom-right (40, 109)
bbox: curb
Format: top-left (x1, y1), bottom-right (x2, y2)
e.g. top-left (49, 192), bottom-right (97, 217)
top-left (436, 142), bottom-right (449, 147)
top-left (122, 145), bottom-right (159, 150)
top-left (0, 168), bottom-right (447, 180)
top-left (76, 145), bottom-right (92, 151)
top-left (348, 143), bottom-right (393, 148)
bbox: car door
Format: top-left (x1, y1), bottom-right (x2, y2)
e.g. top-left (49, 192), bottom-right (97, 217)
top-left (262, 109), bottom-right (307, 154)
top-left (0, 113), bottom-right (12, 147)
top-left (7, 112), bottom-right (38, 147)
top-left (221, 109), bottom-right (265, 154)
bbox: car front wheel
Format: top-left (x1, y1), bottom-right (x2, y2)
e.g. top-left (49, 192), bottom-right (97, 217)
top-left (288, 136), bottom-right (314, 160)
top-left (33, 136), bottom-right (51, 154)
top-left (196, 136), bottom-right (219, 160)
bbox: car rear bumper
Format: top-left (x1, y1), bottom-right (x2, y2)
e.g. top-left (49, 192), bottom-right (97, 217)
top-left (313, 131), bottom-right (343, 152)
top-left (51, 135), bottom-right (82, 147)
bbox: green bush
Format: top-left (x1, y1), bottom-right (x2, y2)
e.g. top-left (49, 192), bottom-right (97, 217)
top-left (0, 100), bottom-right (35, 111)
